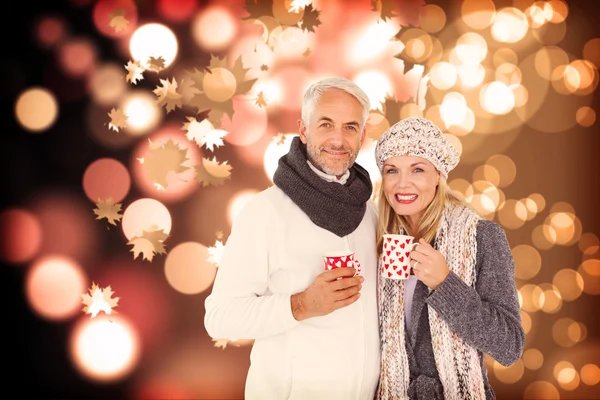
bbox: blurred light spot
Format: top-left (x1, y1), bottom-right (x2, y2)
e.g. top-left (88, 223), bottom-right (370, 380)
top-left (461, 0), bottom-right (496, 30)
top-left (366, 111), bottom-right (391, 140)
top-left (523, 348), bottom-right (544, 370)
top-left (354, 70), bottom-right (393, 112)
top-left (0, 208), bottom-right (42, 264)
top-left (93, 0), bottom-right (138, 38)
top-left (532, 224), bottom-right (556, 250)
top-left (578, 260), bottom-right (600, 295)
top-left (94, 258), bottom-right (174, 351)
top-left (513, 245), bottom-right (541, 280)
top-left (576, 106), bottom-right (596, 127)
top-left (455, 32), bottom-right (487, 65)
top-left (533, 17), bottom-right (566, 46)
top-left (14, 87), bottom-right (58, 133)
top-left (446, 107), bottom-right (475, 137)
top-left (228, 190), bottom-right (259, 226)
top-left (273, 27), bottom-right (314, 60)
top-left (473, 165), bottom-right (499, 187)
top-left (519, 284), bottom-right (544, 312)
top-left (493, 48), bottom-right (518, 68)
top-left (58, 37), bottom-right (97, 78)
top-left (203, 68), bottom-right (237, 102)
top-left (418, 4), bottom-right (446, 33)
top-left (448, 179), bottom-right (473, 203)
top-left (221, 95), bottom-right (269, 146)
top-left (25, 255), bottom-right (87, 321)
top-left (424, 105), bottom-right (448, 134)
top-left (495, 63), bottom-right (522, 87)
top-left (579, 232), bottom-right (599, 255)
top-left (535, 46), bottom-right (569, 81)
top-left (157, 0), bottom-right (198, 23)
top-left (580, 364), bottom-right (600, 386)
top-left (430, 62), bottom-right (457, 90)
top-left (121, 198), bottom-right (172, 240)
top-left (399, 104), bottom-right (423, 121)
top-left (523, 197), bottom-right (538, 216)
top-left (229, 37), bottom-right (275, 80)
top-left (480, 81), bottom-right (515, 115)
top-left (83, 158), bottom-right (131, 203)
top-left (69, 314), bottom-right (140, 382)
top-left (192, 6), bottom-right (237, 52)
top-left (36, 16), bottom-right (67, 48)
top-left (273, 0), bottom-right (304, 25)
top-left (444, 134), bottom-right (463, 159)
top-left (553, 269), bottom-right (584, 301)
top-left (523, 381), bottom-right (559, 399)
top-left (547, 211), bottom-right (581, 246)
top-left (89, 63), bottom-right (128, 106)
top-left (512, 84), bottom-right (529, 107)
top-left (121, 90), bottom-right (162, 136)
top-left (498, 199), bottom-right (526, 230)
top-left (440, 92), bottom-right (467, 127)
top-left (520, 310), bottom-right (531, 334)
top-left (493, 359), bottom-right (524, 384)
top-left (491, 7), bottom-right (528, 43)
top-left (539, 283), bottom-right (562, 313)
top-left (263, 133), bottom-right (295, 182)
top-left (164, 241), bottom-right (217, 295)
top-left (32, 191), bottom-right (100, 264)
top-left (350, 18), bottom-right (401, 64)
top-left (529, 193), bottom-right (546, 213)
top-left (582, 37), bottom-right (600, 69)
top-left (130, 378), bottom-right (193, 400)
top-left (581, 259), bottom-right (600, 277)
top-left (547, 0), bottom-right (568, 23)
top-left (130, 23), bottom-right (178, 70)
top-left (356, 139), bottom-right (381, 189)
top-left (486, 154), bottom-right (516, 188)
top-left (553, 318), bottom-right (579, 347)
top-left (130, 127), bottom-right (200, 203)
top-left (458, 64), bottom-right (486, 87)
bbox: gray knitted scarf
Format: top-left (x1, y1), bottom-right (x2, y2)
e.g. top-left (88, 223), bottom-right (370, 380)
top-left (377, 202), bottom-right (486, 400)
top-left (273, 136), bottom-right (373, 237)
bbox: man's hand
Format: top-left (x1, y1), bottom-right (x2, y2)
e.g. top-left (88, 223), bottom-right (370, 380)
top-left (291, 267), bottom-right (363, 321)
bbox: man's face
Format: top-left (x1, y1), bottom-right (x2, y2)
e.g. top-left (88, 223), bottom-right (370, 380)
top-left (298, 89), bottom-right (366, 178)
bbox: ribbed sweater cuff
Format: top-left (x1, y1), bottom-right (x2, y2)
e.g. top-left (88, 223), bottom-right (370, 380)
top-left (426, 271), bottom-right (472, 316)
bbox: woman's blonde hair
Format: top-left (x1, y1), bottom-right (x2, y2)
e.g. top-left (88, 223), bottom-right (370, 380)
top-left (375, 174), bottom-right (477, 255)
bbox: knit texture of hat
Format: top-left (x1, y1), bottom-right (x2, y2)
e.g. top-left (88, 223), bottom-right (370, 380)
top-left (375, 117), bottom-right (459, 178)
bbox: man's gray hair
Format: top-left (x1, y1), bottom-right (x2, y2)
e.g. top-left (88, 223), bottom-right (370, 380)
top-left (301, 77), bottom-right (371, 129)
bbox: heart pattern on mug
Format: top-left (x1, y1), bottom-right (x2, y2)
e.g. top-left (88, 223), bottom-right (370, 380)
top-left (323, 252), bottom-right (361, 276)
top-left (380, 235), bottom-right (415, 280)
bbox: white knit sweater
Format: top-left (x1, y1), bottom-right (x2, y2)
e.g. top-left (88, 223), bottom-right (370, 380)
top-left (204, 185), bottom-right (381, 400)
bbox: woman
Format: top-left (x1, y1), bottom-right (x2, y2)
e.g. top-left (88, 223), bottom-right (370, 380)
top-left (373, 117), bottom-right (524, 399)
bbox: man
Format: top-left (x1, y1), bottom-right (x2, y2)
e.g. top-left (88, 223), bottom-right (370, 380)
top-left (204, 77), bottom-right (380, 400)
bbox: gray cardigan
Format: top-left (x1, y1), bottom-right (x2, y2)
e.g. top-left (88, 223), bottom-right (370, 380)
top-left (403, 219), bottom-right (525, 399)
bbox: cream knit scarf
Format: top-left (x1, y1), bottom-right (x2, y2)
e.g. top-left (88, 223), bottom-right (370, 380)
top-left (376, 202), bottom-right (485, 400)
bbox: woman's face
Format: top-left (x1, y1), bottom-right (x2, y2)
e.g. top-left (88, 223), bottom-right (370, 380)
top-left (382, 155), bottom-right (440, 226)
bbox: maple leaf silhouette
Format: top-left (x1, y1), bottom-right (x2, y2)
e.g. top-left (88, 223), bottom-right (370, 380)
top-left (299, 4), bottom-right (321, 32)
top-left (260, 64), bottom-right (269, 72)
top-left (125, 60), bottom-right (145, 84)
top-left (255, 91), bottom-right (268, 108)
top-left (215, 230), bottom-right (224, 240)
top-left (81, 282), bottom-right (119, 318)
top-left (194, 157), bottom-right (233, 187)
top-left (213, 338), bottom-right (229, 349)
top-left (374, 0), bottom-right (426, 26)
top-left (148, 56), bottom-right (166, 72)
top-left (93, 197), bottom-right (123, 226)
top-left (108, 8), bottom-right (129, 32)
top-left (141, 137), bottom-right (190, 189)
top-left (242, 0), bottom-right (273, 20)
top-left (108, 108), bottom-right (128, 132)
top-left (182, 116), bottom-right (228, 151)
top-left (274, 132), bottom-right (287, 145)
top-left (303, 48), bottom-right (312, 57)
top-left (127, 227), bottom-right (169, 262)
top-left (153, 77), bottom-right (183, 113)
top-left (207, 239), bottom-right (225, 267)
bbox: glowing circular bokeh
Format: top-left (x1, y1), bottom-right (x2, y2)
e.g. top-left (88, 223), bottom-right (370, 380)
top-left (69, 314), bottom-right (141, 382)
top-left (121, 198), bottom-right (172, 240)
top-left (129, 23), bottom-right (178, 69)
top-left (157, 0), bottom-right (198, 23)
top-left (83, 158), bottom-right (131, 203)
top-left (93, 0), bottom-right (138, 38)
top-left (25, 255), bottom-right (88, 321)
top-left (164, 241), bottom-right (217, 295)
top-left (0, 208), bottom-right (42, 264)
top-left (14, 87), bottom-right (59, 133)
top-left (192, 5), bottom-right (238, 52)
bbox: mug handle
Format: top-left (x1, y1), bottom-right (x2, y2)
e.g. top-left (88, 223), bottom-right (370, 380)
top-left (354, 259), bottom-right (361, 276)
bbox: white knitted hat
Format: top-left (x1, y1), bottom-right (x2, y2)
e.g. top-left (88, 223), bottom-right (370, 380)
top-left (375, 116), bottom-right (459, 178)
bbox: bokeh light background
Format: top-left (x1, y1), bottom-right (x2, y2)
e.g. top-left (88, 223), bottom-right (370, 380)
top-left (2, 0), bottom-right (599, 398)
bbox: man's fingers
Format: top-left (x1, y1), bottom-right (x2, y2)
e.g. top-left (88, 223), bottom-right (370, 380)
top-left (333, 292), bottom-right (361, 309)
top-left (322, 267), bottom-right (357, 281)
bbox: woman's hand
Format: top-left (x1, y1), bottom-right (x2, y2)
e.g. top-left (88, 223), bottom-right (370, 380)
top-left (411, 238), bottom-right (450, 289)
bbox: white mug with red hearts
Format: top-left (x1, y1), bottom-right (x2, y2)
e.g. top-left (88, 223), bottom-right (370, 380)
top-left (323, 250), bottom-right (362, 277)
top-left (380, 234), bottom-right (418, 279)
